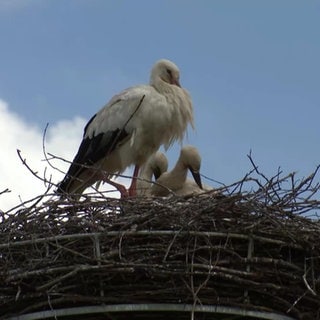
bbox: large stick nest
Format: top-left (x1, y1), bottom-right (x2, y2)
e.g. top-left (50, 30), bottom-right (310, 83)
top-left (1, 168), bottom-right (320, 320)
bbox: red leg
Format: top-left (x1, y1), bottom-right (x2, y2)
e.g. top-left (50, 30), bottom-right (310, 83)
top-left (103, 177), bottom-right (128, 198)
top-left (128, 165), bottom-right (140, 197)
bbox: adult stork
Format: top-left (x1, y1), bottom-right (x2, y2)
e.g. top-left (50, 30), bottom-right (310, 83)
top-left (150, 145), bottom-right (213, 197)
top-left (56, 59), bottom-right (194, 199)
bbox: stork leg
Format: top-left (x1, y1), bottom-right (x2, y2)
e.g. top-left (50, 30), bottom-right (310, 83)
top-left (128, 165), bottom-right (140, 197)
top-left (102, 177), bottom-right (129, 198)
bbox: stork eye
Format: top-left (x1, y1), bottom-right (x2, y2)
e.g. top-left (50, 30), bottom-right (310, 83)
top-left (166, 69), bottom-right (172, 76)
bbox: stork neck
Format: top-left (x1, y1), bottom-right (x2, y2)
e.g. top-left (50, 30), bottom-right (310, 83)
top-left (151, 78), bottom-right (176, 96)
top-left (170, 161), bottom-right (188, 185)
top-left (139, 165), bottom-right (153, 181)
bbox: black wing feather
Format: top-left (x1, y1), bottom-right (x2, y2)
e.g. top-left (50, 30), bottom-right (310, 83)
top-left (83, 113), bottom-right (97, 137)
top-left (57, 128), bottom-right (129, 194)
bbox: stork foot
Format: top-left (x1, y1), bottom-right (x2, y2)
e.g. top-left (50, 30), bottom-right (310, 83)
top-left (117, 184), bottom-right (129, 199)
top-left (128, 185), bottom-right (136, 197)
top-left (102, 178), bottom-right (129, 198)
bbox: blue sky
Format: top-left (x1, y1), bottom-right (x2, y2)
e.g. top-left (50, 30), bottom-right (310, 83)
top-left (0, 0), bottom-right (320, 208)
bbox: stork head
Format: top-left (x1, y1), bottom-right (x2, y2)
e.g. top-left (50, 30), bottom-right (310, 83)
top-left (149, 151), bottom-right (169, 180)
top-left (180, 145), bottom-right (203, 189)
top-left (150, 59), bottom-right (181, 87)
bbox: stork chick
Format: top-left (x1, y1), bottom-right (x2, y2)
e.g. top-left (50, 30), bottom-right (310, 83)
top-left (136, 151), bottom-right (168, 196)
top-left (150, 145), bottom-right (204, 197)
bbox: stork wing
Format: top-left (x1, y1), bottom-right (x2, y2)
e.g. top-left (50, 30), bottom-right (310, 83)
top-left (65, 127), bottom-right (129, 179)
top-left (57, 87), bottom-right (147, 194)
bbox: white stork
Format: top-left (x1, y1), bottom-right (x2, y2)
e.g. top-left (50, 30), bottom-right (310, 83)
top-left (150, 145), bottom-right (214, 197)
top-left (56, 59), bottom-right (194, 199)
top-left (136, 151), bottom-right (168, 196)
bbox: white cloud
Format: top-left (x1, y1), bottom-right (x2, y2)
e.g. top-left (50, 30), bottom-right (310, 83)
top-left (0, 99), bottom-right (129, 212)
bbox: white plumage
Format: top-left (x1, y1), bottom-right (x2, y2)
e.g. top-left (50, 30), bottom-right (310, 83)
top-left (150, 146), bottom-right (214, 197)
top-left (136, 151), bottom-right (168, 196)
top-left (174, 177), bottom-right (214, 196)
top-left (57, 59), bottom-right (194, 198)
